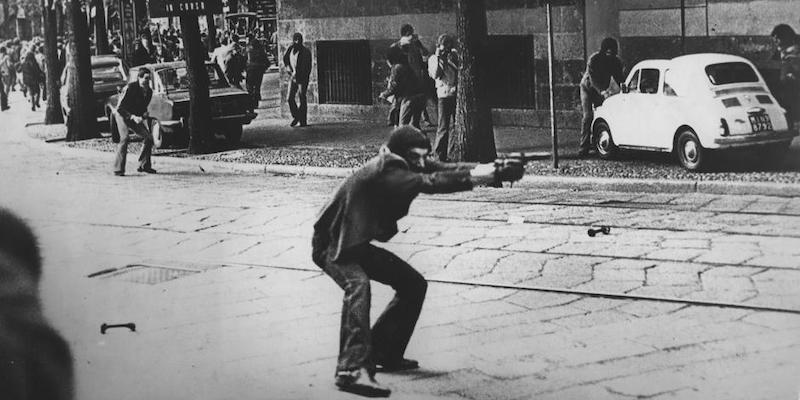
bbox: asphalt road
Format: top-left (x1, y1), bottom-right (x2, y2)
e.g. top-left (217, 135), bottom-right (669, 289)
top-left (1, 93), bottom-right (799, 399)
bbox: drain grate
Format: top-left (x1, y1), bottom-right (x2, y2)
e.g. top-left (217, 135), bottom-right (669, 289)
top-left (88, 263), bottom-right (216, 285)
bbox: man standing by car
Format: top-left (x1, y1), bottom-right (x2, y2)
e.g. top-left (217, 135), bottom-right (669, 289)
top-left (113, 69), bottom-right (156, 176)
top-left (771, 24), bottom-right (800, 130)
top-left (283, 32), bottom-right (311, 127)
top-left (579, 37), bottom-right (625, 157)
top-left (245, 34), bottom-right (269, 108)
top-left (312, 126), bottom-right (521, 397)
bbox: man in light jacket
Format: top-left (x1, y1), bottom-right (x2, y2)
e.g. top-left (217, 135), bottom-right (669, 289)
top-left (427, 34), bottom-right (459, 161)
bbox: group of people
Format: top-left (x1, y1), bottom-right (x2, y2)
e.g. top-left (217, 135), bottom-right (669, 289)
top-left (0, 37), bottom-right (60, 112)
top-left (379, 24), bottom-right (459, 162)
top-left (211, 32), bottom-right (271, 107)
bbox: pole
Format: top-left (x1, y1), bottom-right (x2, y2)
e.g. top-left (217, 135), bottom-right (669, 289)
top-left (680, 0), bottom-right (686, 54)
top-left (546, 3), bottom-right (558, 169)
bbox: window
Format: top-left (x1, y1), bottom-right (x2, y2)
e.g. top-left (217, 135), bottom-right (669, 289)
top-left (485, 35), bottom-right (535, 109)
top-left (92, 62), bottom-right (125, 84)
top-left (663, 69), bottom-right (678, 96)
top-left (627, 70), bottom-right (640, 92)
top-left (705, 62), bottom-right (759, 85)
top-left (639, 69), bottom-right (660, 94)
top-left (156, 65), bottom-right (227, 92)
top-left (317, 40), bottom-right (372, 105)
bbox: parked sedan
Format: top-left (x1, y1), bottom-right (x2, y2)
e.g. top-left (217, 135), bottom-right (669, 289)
top-left (106, 61), bottom-right (257, 147)
top-left (592, 53), bottom-right (798, 170)
top-left (60, 55), bottom-right (129, 121)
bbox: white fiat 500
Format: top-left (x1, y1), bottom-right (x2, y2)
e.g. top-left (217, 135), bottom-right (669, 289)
top-left (592, 53), bottom-right (797, 170)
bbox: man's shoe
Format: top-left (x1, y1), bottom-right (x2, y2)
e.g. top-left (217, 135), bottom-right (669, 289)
top-left (335, 368), bottom-right (391, 397)
top-left (299, 121), bottom-right (307, 127)
top-left (114, 171), bottom-right (124, 176)
top-left (137, 167), bottom-right (157, 174)
top-left (375, 358), bottom-right (419, 372)
top-left (290, 118), bottom-right (299, 127)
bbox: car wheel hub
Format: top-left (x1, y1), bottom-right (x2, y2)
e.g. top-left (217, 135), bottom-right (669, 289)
top-left (683, 140), bottom-right (698, 162)
top-left (598, 131), bottom-right (611, 153)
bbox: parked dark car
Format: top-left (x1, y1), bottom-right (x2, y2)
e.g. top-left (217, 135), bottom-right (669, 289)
top-left (105, 61), bottom-right (257, 147)
top-left (60, 55), bottom-right (129, 121)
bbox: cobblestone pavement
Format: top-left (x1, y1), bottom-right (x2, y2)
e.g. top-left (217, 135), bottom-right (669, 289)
top-left (1, 94), bottom-right (799, 400)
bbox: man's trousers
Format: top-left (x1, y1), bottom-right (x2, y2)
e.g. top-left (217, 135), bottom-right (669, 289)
top-left (312, 237), bottom-right (427, 374)
top-left (113, 112), bottom-right (153, 174)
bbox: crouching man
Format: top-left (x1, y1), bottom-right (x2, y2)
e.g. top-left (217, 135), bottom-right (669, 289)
top-left (311, 126), bottom-right (515, 397)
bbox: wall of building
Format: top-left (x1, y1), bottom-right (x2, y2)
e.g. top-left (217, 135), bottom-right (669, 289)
top-left (277, 1), bottom-right (586, 127)
top-left (615, 0), bottom-right (799, 91)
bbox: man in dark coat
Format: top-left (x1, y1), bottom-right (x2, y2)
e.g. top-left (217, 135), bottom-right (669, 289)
top-left (131, 33), bottom-right (156, 67)
top-left (245, 34), bottom-right (269, 107)
top-left (113, 68), bottom-right (156, 176)
top-left (311, 127), bottom-right (512, 397)
top-left (282, 32), bottom-right (312, 127)
top-left (0, 208), bottom-right (75, 400)
top-left (579, 37), bottom-right (625, 157)
top-left (380, 45), bottom-right (426, 129)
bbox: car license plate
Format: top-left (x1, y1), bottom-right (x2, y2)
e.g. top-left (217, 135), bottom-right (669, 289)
top-left (749, 113), bottom-right (772, 133)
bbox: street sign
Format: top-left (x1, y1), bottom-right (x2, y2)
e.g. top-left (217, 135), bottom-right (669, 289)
top-left (149, 0), bottom-right (222, 17)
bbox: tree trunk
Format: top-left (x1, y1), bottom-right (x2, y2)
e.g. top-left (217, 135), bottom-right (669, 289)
top-left (205, 12), bottom-right (217, 52)
top-left (180, 15), bottom-right (213, 154)
top-left (450, 0), bottom-right (496, 162)
top-left (65, 0), bottom-right (99, 141)
top-left (42, 0), bottom-right (64, 124)
top-left (93, 0), bottom-right (109, 54)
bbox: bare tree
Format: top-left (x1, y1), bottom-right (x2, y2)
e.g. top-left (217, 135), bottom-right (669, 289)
top-left (41, 0), bottom-right (63, 124)
top-left (65, 0), bottom-right (98, 141)
top-left (449, 0), bottom-right (496, 162)
top-left (180, 15), bottom-right (213, 154)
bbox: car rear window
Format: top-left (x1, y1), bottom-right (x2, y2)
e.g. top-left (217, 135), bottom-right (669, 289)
top-left (92, 63), bottom-right (124, 83)
top-left (705, 62), bottom-right (758, 85)
top-left (157, 65), bottom-right (228, 92)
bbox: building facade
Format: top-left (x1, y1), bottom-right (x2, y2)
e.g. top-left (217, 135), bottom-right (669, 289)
top-left (278, 0), bottom-right (799, 128)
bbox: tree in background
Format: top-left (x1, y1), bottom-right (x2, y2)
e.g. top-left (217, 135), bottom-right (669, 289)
top-left (64, 0), bottom-right (98, 140)
top-left (180, 14), bottom-right (212, 154)
top-left (41, 0), bottom-right (62, 124)
top-left (449, 0), bottom-right (496, 163)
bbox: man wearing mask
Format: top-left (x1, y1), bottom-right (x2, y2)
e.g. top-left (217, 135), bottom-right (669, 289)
top-left (312, 126), bottom-right (522, 397)
top-left (283, 32), bottom-right (312, 127)
top-left (113, 69), bottom-right (156, 176)
top-left (579, 37), bottom-right (624, 157)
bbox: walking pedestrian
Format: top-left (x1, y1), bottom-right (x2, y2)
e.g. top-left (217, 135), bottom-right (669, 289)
top-left (312, 126), bottom-right (510, 397)
top-left (36, 45), bottom-right (47, 102)
top-left (113, 69), bottom-right (156, 176)
top-left (579, 37), bottom-right (624, 157)
top-left (380, 45), bottom-right (426, 129)
top-left (0, 47), bottom-right (10, 111)
top-left (245, 34), bottom-right (269, 108)
top-left (771, 24), bottom-right (800, 130)
top-left (428, 34), bottom-right (459, 161)
top-left (283, 32), bottom-right (311, 127)
top-left (21, 50), bottom-right (44, 111)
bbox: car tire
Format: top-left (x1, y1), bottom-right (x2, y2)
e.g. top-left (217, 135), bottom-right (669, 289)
top-left (150, 119), bottom-right (164, 149)
top-left (675, 129), bottom-right (706, 171)
top-left (224, 124), bottom-right (243, 146)
top-left (594, 121), bottom-right (618, 159)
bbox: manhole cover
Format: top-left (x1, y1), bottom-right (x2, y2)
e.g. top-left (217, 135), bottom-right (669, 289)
top-left (88, 263), bottom-right (216, 285)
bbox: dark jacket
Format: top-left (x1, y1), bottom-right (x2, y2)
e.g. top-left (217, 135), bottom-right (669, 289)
top-left (116, 81), bottom-right (152, 124)
top-left (582, 51), bottom-right (625, 93)
top-left (282, 44), bottom-right (312, 84)
top-left (246, 42), bottom-right (269, 69)
top-left (313, 149), bottom-right (474, 261)
top-left (21, 55), bottom-right (43, 87)
top-left (382, 63), bottom-right (425, 99)
top-left (131, 42), bottom-right (155, 67)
